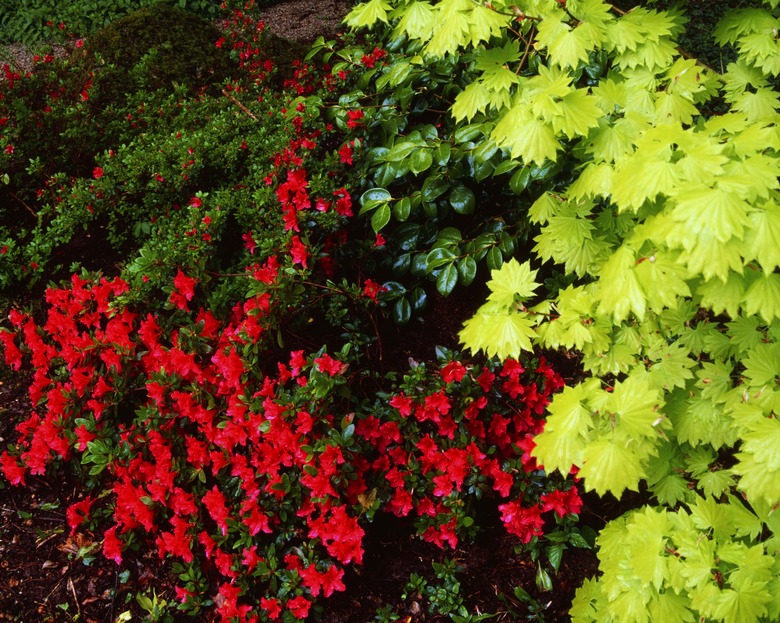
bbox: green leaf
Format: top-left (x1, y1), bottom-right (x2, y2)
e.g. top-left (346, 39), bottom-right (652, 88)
top-left (393, 298), bottom-right (411, 324)
top-left (393, 197), bottom-right (412, 221)
top-left (371, 204), bottom-right (391, 232)
top-left (742, 272), bottom-right (780, 323)
top-left (426, 247), bottom-right (457, 270)
top-left (486, 246), bottom-right (503, 271)
top-left (486, 259), bottom-right (541, 307)
top-left (609, 376), bottom-right (663, 439)
top-left (421, 174), bottom-right (450, 202)
top-left (458, 256), bottom-right (477, 286)
top-left (459, 305), bottom-right (538, 359)
top-left (436, 263), bottom-right (458, 295)
top-left (579, 436), bottom-right (646, 497)
top-left (509, 167), bottom-right (532, 194)
top-left (449, 186), bottom-right (475, 214)
top-left (493, 107), bottom-right (559, 165)
top-left (410, 149), bottom-right (433, 175)
top-left (344, 0), bottom-right (393, 29)
top-left (452, 81), bottom-right (491, 122)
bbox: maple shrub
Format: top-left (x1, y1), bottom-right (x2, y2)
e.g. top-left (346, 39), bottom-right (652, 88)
top-left (339, 0), bottom-right (780, 621)
top-left (0, 1), bottom-right (584, 621)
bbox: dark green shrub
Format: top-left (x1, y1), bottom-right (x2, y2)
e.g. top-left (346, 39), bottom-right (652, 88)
top-left (0, 0), bottom-right (221, 45)
top-left (78, 3), bottom-right (233, 93)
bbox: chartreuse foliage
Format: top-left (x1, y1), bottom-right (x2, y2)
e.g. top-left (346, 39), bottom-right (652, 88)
top-left (343, 0), bottom-right (780, 620)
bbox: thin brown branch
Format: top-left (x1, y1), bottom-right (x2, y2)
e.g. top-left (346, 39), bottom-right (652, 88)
top-left (10, 191), bottom-right (36, 217)
top-left (222, 88), bottom-right (258, 120)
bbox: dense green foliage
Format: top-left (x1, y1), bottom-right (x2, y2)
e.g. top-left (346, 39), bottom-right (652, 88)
top-left (340, 0), bottom-right (780, 620)
top-left (0, 0), bottom-right (222, 45)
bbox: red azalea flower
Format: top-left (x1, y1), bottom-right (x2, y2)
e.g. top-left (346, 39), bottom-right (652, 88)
top-left (242, 231), bottom-right (257, 254)
top-left (93, 166), bottom-right (103, 179)
top-left (346, 109), bottom-right (364, 128)
top-left (498, 501), bottom-right (544, 543)
top-left (202, 485), bottom-right (231, 536)
top-left (260, 597), bottom-right (281, 620)
top-left (286, 595), bottom-right (311, 619)
top-left (289, 235), bottom-right (309, 269)
top-left (441, 360), bottom-right (467, 383)
top-left (313, 353), bottom-right (343, 376)
top-left (0, 452), bottom-right (26, 486)
top-left (102, 525), bottom-right (123, 565)
top-left (362, 279), bottom-right (387, 303)
top-left (170, 269), bottom-right (198, 310)
top-left (338, 142), bottom-right (353, 165)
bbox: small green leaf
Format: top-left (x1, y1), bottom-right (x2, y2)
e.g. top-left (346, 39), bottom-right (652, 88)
top-left (410, 149), bottom-right (433, 175)
top-left (360, 187), bottom-right (392, 205)
top-left (393, 197), bottom-right (412, 221)
top-left (458, 256), bottom-right (477, 286)
top-left (427, 247), bottom-right (457, 270)
top-left (393, 298), bottom-right (411, 324)
top-left (371, 204), bottom-right (391, 232)
top-left (421, 174), bottom-right (450, 202)
top-left (449, 186), bottom-right (476, 214)
top-left (486, 246), bottom-right (503, 271)
top-left (437, 263), bottom-right (458, 295)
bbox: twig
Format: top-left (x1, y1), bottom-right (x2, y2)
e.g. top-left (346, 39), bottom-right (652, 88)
top-left (67, 577), bottom-right (82, 619)
top-left (10, 191), bottom-right (36, 217)
top-left (222, 88), bottom-right (258, 120)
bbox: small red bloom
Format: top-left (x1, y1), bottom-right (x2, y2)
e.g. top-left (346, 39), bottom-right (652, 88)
top-left (314, 353), bottom-right (344, 376)
top-left (362, 279), bottom-right (387, 303)
top-left (286, 595), bottom-right (311, 619)
top-left (338, 142), bottom-right (353, 165)
top-left (93, 166), bottom-right (103, 179)
top-left (289, 235), bottom-right (309, 269)
top-left (170, 269), bottom-right (198, 310)
top-left (441, 361), bottom-right (467, 383)
top-left (102, 525), bottom-right (123, 565)
top-left (346, 109), bottom-right (364, 128)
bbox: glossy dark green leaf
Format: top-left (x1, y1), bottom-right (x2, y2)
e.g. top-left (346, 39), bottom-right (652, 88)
top-left (434, 142), bottom-right (451, 166)
top-left (395, 223), bottom-right (420, 251)
top-left (410, 286), bottom-right (427, 311)
top-left (486, 246), bottom-right (503, 271)
top-left (449, 186), bottom-right (475, 214)
top-left (361, 187), bottom-right (392, 205)
top-left (421, 174), bottom-right (449, 202)
top-left (393, 197), bottom-right (412, 221)
top-left (411, 253), bottom-right (429, 276)
top-left (391, 253), bottom-right (411, 276)
top-left (435, 227), bottom-right (463, 246)
top-left (510, 167), bottom-right (532, 194)
top-left (458, 256), bottom-right (477, 286)
top-left (410, 149), bottom-right (433, 175)
top-left (387, 141), bottom-right (419, 162)
top-left (473, 139), bottom-right (498, 163)
top-left (426, 247), bottom-right (457, 270)
top-left (393, 298), bottom-right (411, 324)
top-left (436, 263), bottom-right (458, 295)
top-left (493, 159), bottom-right (519, 176)
top-left (371, 204), bottom-right (391, 233)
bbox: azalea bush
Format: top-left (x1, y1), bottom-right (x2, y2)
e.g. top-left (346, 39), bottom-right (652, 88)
top-left (0, 269), bottom-right (580, 621)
